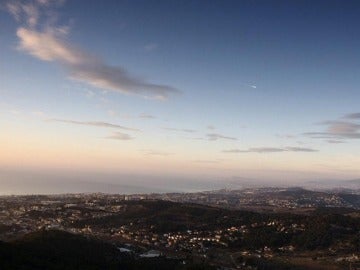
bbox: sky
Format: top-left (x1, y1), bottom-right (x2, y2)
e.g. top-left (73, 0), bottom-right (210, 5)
top-left (1, 0), bottom-right (360, 194)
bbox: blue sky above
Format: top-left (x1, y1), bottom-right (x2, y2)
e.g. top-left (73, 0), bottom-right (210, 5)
top-left (1, 0), bottom-right (360, 192)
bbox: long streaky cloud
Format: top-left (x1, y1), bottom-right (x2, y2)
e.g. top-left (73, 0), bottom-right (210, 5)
top-left (223, 147), bottom-right (285, 153)
top-left (284, 147), bottom-right (318, 152)
top-left (47, 119), bottom-right (140, 131)
top-left (304, 119), bottom-right (360, 139)
top-left (305, 131), bottom-right (360, 139)
top-left (326, 140), bottom-right (345, 144)
top-left (7, 0), bottom-right (178, 100)
top-left (344, 112), bottom-right (360, 119)
top-left (223, 146), bottom-right (317, 153)
top-left (324, 121), bottom-right (360, 134)
top-left (164, 127), bottom-right (196, 133)
top-left (207, 133), bottom-right (237, 141)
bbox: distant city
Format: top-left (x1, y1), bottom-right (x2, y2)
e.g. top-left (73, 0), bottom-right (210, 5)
top-left (1, 185), bottom-right (359, 269)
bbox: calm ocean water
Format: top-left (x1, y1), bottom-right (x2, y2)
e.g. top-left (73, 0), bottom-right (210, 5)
top-left (0, 168), bottom-right (236, 195)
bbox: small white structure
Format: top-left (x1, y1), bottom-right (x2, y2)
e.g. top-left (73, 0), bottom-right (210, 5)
top-left (118, 247), bottom-right (132, 253)
top-left (139, 250), bottom-right (162, 258)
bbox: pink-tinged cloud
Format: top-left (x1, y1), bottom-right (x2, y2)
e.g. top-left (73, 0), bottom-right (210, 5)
top-left (9, 1), bottom-right (179, 100)
top-left (305, 117), bottom-right (360, 139)
top-left (223, 146), bottom-right (317, 153)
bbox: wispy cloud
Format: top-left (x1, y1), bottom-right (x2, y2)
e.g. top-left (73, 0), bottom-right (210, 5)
top-left (164, 127), bottom-right (196, 133)
top-left (106, 132), bottom-right (133, 140)
top-left (139, 113), bottom-right (156, 119)
top-left (47, 119), bottom-right (139, 131)
top-left (326, 140), bottom-right (345, 144)
top-left (223, 147), bottom-right (284, 153)
top-left (5, 0), bottom-right (54, 27)
top-left (6, 0), bottom-right (178, 100)
top-left (240, 83), bottom-right (257, 89)
top-left (343, 112), bottom-right (360, 120)
top-left (276, 134), bottom-right (296, 139)
top-left (325, 121), bottom-right (360, 134)
top-left (207, 133), bottom-right (237, 141)
top-left (304, 120), bottom-right (360, 139)
top-left (223, 146), bottom-right (317, 153)
top-left (284, 147), bottom-right (318, 152)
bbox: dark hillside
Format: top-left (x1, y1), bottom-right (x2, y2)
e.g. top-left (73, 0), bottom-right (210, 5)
top-left (0, 230), bottom-right (215, 270)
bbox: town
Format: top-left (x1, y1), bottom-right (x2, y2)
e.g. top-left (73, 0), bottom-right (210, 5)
top-left (0, 188), bottom-right (359, 269)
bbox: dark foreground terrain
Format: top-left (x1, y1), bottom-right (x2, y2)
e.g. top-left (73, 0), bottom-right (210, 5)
top-left (0, 193), bottom-right (359, 269)
top-left (0, 229), bottom-right (216, 270)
